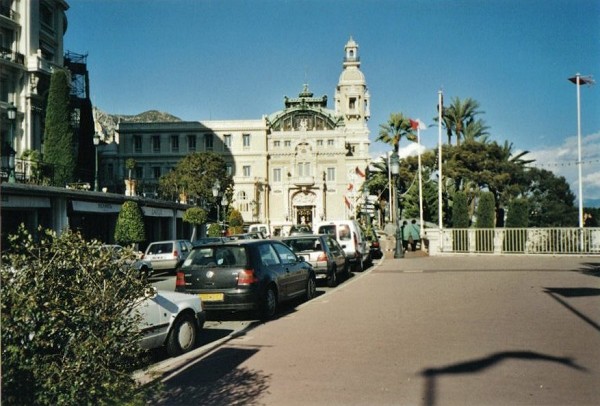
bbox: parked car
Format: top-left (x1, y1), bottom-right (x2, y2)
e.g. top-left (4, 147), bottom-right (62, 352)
top-left (365, 228), bottom-right (383, 261)
top-left (314, 220), bottom-right (369, 272)
top-left (143, 239), bottom-right (193, 273)
top-left (277, 234), bottom-right (348, 287)
top-left (192, 237), bottom-right (232, 247)
top-left (138, 287), bottom-right (205, 357)
top-left (248, 223), bottom-right (271, 238)
top-left (101, 244), bottom-right (154, 279)
top-left (289, 224), bottom-right (313, 236)
top-left (176, 239), bottom-right (317, 319)
top-left (229, 232), bottom-right (265, 240)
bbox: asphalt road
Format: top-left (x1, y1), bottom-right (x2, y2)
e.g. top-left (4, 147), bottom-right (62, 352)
top-left (144, 254), bottom-right (600, 406)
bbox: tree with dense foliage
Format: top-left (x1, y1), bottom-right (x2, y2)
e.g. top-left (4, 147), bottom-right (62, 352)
top-left (44, 69), bottom-right (77, 186)
top-left (227, 208), bottom-right (244, 235)
top-left (114, 201), bottom-right (146, 247)
top-left (475, 192), bottom-right (496, 228)
top-left (523, 167), bottom-right (577, 227)
top-left (451, 191), bottom-right (470, 228)
top-left (1, 226), bottom-right (156, 405)
top-left (506, 199), bottom-right (529, 228)
top-left (158, 152), bottom-right (232, 210)
top-left (183, 206), bottom-right (208, 241)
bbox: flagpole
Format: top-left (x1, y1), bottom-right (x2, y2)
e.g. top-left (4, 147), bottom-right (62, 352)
top-left (388, 151), bottom-right (394, 224)
top-left (437, 90), bottom-right (443, 229)
top-left (417, 124), bottom-right (424, 241)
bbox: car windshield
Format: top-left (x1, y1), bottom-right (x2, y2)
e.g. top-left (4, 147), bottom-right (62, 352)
top-left (185, 246), bottom-right (247, 268)
top-left (285, 238), bottom-right (319, 252)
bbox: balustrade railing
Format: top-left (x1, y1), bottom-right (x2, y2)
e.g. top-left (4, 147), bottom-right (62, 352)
top-left (436, 228), bottom-right (600, 255)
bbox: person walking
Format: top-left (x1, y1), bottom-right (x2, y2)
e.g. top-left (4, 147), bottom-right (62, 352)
top-left (401, 221), bottom-right (410, 252)
top-left (409, 219), bottom-right (420, 251)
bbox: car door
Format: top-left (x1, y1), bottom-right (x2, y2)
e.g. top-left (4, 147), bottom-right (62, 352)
top-left (257, 242), bottom-right (288, 298)
top-left (326, 236), bottom-right (346, 270)
top-left (272, 241), bottom-right (306, 299)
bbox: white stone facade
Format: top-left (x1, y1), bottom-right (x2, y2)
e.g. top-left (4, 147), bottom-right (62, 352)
top-left (111, 37), bottom-right (371, 232)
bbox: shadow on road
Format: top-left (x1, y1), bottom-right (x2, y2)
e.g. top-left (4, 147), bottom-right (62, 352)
top-left (148, 347), bottom-right (269, 405)
top-left (544, 287), bottom-right (600, 332)
top-left (577, 262), bottom-right (600, 278)
top-left (419, 350), bottom-right (586, 406)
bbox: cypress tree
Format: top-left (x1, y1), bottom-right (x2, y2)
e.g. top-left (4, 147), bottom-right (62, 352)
top-left (44, 69), bottom-right (77, 186)
top-left (114, 201), bottom-right (146, 247)
top-left (451, 192), bottom-right (470, 228)
top-left (475, 192), bottom-right (496, 228)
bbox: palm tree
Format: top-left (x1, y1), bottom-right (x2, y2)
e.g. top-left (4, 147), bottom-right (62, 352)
top-left (377, 113), bottom-right (416, 153)
top-left (442, 97), bottom-right (483, 146)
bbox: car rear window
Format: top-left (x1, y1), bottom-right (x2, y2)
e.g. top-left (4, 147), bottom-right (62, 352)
top-left (318, 225), bottom-right (336, 236)
top-left (286, 238), bottom-right (318, 252)
top-left (147, 243), bottom-right (173, 255)
top-left (185, 246), bottom-right (247, 268)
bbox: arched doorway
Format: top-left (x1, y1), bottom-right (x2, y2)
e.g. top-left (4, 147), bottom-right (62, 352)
top-left (292, 191), bottom-right (316, 227)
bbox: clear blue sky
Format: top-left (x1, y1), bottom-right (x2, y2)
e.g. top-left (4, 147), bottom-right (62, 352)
top-left (65, 0), bottom-right (600, 205)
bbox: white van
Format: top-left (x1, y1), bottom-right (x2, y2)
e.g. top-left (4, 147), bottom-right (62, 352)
top-left (314, 220), bottom-right (369, 271)
top-left (248, 223), bottom-right (271, 238)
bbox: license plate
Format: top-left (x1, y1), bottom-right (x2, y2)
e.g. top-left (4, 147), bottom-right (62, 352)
top-left (199, 293), bottom-right (224, 302)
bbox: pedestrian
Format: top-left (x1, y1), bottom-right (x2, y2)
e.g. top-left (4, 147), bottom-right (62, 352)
top-left (409, 219), bottom-right (420, 251)
top-left (401, 221), bottom-right (410, 251)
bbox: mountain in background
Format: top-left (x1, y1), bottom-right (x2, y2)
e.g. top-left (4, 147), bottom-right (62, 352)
top-left (93, 107), bottom-right (182, 141)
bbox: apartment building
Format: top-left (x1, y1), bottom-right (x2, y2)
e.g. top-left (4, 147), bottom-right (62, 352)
top-left (109, 38), bottom-right (371, 233)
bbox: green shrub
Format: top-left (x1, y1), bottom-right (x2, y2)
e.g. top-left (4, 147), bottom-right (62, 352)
top-left (114, 201), bottom-right (146, 246)
top-left (1, 226), bottom-right (156, 405)
top-left (475, 192), bottom-right (495, 252)
top-left (504, 199), bottom-right (529, 252)
top-left (451, 192), bottom-right (470, 251)
top-left (207, 223), bottom-right (222, 237)
top-left (183, 207), bottom-right (208, 226)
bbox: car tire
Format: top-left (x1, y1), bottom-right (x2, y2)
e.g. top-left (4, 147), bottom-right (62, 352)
top-left (166, 313), bottom-right (198, 357)
top-left (306, 275), bottom-right (317, 301)
top-left (139, 266), bottom-right (150, 280)
top-left (354, 257), bottom-right (364, 272)
top-left (260, 286), bottom-right (278, 321)
top-left (327, 266), bottom-right (338, 287)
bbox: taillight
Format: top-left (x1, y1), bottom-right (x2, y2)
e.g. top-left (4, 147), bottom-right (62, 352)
top-left (372, 242), bottom-right (380, 248)
top-left (173, 250), bottom-right (179, 258)
top-left (237, 269), bottom-right (258, 286)
top-left (175, 271), bottom-right (186, 287)
top-left (353, 232), bottom-right (358, 246)
top-left (316, 251), bottom-right (328, 264)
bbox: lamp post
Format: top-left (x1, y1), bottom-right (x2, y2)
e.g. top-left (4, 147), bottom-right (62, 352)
top-left (212, 179), bottom-right (221, 226)
top-left (390, 150), bottom-right (404, 258)
top-left (93, 133), bottom-right (100, 191)
top-left (568, 73), bottom-right (594, 229)
top-left (7, 103), bottom-right (17, 183)
top-left (221, 194), bottom-right (229, 235)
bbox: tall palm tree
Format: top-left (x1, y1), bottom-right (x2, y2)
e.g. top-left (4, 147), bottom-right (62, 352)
top-left (442, 97), bottom-right (483, 146)
top-left (377, 113), bottom-right (416, 153)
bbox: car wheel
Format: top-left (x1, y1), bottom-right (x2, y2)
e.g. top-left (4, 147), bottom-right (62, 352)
top-left (306, 275), bottom-right (317, 301)
top-left (260, 286), bottom-right (278, 320)
top-left (354, 257), bottom-right (364, 272)
top-left (140, 266), bottom-right (150, 280)
top-left (166, 313), bottom-right (198, 357)
top-left (327, 266), bottom-right (338, 287)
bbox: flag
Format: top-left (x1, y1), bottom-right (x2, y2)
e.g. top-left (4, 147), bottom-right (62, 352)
top-left (355, 166), bottom-right (365, 178)
top-left (347, 183), bottom-right (354, 191)
top-left (411, 118), bottom-right (427, 131)
top-left (344, 195), bottom-right (352, 209)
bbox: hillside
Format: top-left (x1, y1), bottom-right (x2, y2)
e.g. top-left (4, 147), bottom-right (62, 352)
top-left (93, 107), bottom-right (182, 140)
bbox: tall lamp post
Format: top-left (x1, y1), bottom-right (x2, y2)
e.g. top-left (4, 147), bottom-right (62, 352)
top-left (568, 73), bottom-right (594, 229)
top-left (390, 150), bottom-right (404, 259)
top-left (221, 194), bottom-right (229, 235)
top-left (7, 103), bottom-right (17, 183)
top-left (93, 133), bottom-right (100, 191)
top-left (212, 179), bottom-right (221, 226)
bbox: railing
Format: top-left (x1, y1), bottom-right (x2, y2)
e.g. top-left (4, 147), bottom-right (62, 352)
top-left (436, 228), bottom-right (600, 255)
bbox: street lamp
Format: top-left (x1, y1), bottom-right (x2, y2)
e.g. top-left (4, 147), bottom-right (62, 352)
top-left (221, 194), bottom-right (229, 235)
top-left (568, 73), bottom-right (594, 228)
top-left (390, 150), bottom-right (404, 259)
top-left (7, 103), bottom-right (17, 183)
top-left (93, 133), bottom-right (100, 191)
top-left (212, 179), bottom-right (221, 226)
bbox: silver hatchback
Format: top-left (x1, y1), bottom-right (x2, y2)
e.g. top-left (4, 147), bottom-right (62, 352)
top-left (143, 239), bottom-right (193, 273)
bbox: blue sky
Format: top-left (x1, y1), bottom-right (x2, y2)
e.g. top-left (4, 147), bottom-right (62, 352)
top-left (65, 0), bottom-right (600, 205)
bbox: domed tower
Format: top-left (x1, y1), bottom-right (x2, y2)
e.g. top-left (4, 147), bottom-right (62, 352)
top-left (335, 37), bottom-right (371, 130)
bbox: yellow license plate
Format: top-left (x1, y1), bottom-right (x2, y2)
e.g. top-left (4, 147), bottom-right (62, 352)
top-left (199, 293), bottom-right (224, 302)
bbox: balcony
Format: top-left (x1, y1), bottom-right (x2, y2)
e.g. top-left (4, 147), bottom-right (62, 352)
top-left (292, 176), bottom-right (314, 187)
top-left (0, 47), bottom-right (25, 65)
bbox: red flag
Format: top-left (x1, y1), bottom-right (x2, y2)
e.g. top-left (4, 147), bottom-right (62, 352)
top-left (344, 196), bottom-right (351, 209)
top-left (347, 183), bottom-right (354, 191)
top-left (410, 119), bottom-right (419, 130)
top-left (355, 166), bottom-right (365, 178)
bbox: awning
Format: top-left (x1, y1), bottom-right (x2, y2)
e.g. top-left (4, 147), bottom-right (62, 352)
top-left (1, 195), bottom-right (51, 208)
top-left (72, 200), bottom-right (121, 213)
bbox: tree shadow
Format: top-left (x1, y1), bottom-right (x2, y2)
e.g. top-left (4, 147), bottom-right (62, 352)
top-left (576, 262), bottom-right (600, 278)
top-left (419, 350), bottom-right (586, 406)
top-left (544, 288), bottom-right (600, 332)
top-left (148, 347), bottom-right (270, 405)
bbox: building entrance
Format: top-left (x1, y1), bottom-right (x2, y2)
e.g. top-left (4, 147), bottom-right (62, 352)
top-left (296, 206), bottom-right (313, 226)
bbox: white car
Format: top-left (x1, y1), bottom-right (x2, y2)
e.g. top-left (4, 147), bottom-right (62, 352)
top-left (138, 288), bottom-right (205, 357)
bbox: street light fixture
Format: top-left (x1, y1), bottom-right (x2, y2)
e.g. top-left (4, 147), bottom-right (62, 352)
top-left (212, 179), bottom-right (221, 228)
top-left (390, 151), bottom-right (404, 259)
top-left (221, 194), bottom-right (229, 235)
top-left (568, 73), bottom-right (594, 229)
top-left (7, 103), bottom-right (17, 183)
top-left (93, 133), bottom-right (100, 191)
